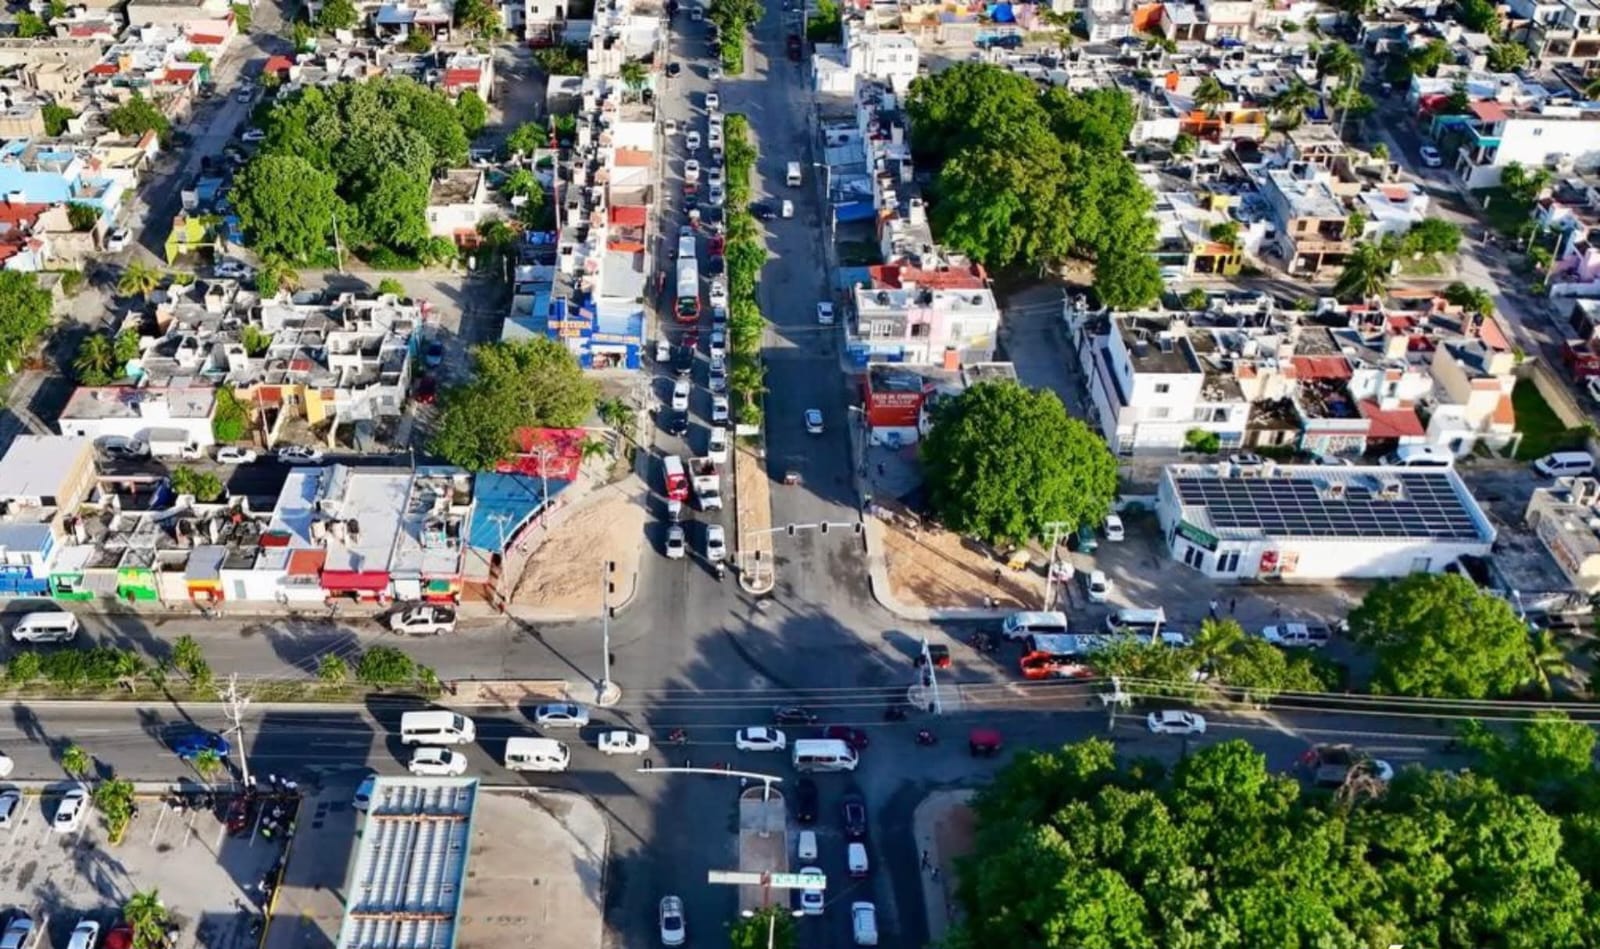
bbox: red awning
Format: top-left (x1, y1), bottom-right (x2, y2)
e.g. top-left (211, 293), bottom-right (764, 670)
top-left (321, 570), bottom-right (390, 592)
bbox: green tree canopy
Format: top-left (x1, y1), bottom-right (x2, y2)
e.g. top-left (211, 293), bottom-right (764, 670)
top-left (0, 271), bottom-right (53, 367)
top-left (1347, 572), bottom-right (1534, 698)
top-left (1093, 247), bottom-right (1164, 310)
top-left (105, 93), bottom-right (170, 139)
top-left (454, 0), bottom-right (503, 37)
top-left (455, 89), bottom-right (488, 137)
top-left (921, 381), bottom-right (1117, 544)
top-left (949, 738), bottom-right (1600, 949)
top-left (233, 154), bottom-right (342, 263)
top-left (315, 0), bottom-right (358, 31)
top-left (428, 339), bottom-right (599, 470)
top-left (505, 122), bottom-right (544, 156)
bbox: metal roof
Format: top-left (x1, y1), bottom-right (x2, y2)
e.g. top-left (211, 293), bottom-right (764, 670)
top-left (336, 778), bottom-right (478, 949)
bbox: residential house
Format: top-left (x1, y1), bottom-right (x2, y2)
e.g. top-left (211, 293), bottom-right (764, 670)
top-left (0, 139), bottom-right (128, 228)
top-left (427, 169), bottom-right (503, 245)
top-left (1452, 99), bottom-right (1600, 190)
top-left (849, 255), bottom-right (1000, 368)
top-left (1354, 181), bottom-right (1431, 242)
top-left (1513, 0), bottom-right (1600, 73)
top-left (441, 51), bottom-right (495, 102)
top-left (57, 386), bottom-right (218, 452)
top-left (1258, 163), bottom-right (1353, 275)
top-left (0, 435), bottom-right (95, 596)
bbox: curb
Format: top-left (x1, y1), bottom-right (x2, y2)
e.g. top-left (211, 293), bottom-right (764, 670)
top-left (910, 788), bottom-right (976, 945)
top-left (861, 517), bottom-right (1010, 623)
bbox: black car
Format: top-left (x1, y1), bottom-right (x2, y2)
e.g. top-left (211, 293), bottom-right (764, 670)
top-left (750, 202), bottom-right (777, 221)
top-left (666, 62), bottom-right (681, 77)
top-left (706, 256), bottom-right (725, 277)
top-left (660, 411), bottom-right (689, 437)
top-left (774, 706), bottom-right (818, 726)
top-left (794, 778), bottom-right (818, 824)
top-left (841, 794), bottom-right (868, 839)
top-left (672, 345), bottom-right (694, 375)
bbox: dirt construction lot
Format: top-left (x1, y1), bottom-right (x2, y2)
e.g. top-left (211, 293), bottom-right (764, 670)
top-left (0, 786), bottom-right (286, 949)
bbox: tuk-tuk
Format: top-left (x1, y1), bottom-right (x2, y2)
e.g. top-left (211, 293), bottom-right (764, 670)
top-left (969, 728), bottom-right (1002, 757)
top-left (781, 199), bottom-right (794, 218)
top-left (917, 644), bottom-right (951, 669)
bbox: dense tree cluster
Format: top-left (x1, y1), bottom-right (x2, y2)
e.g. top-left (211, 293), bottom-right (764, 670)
top-left (238, 78), bottom-right (473, 265)
top-left (428, 339), bottom-right (598, 471)
top-left (721, 115), bottom-right (768, 427)
top-left (907, 65), bottom-right (1162, 307)
top-left (1347, 572), bottom-right (1540, 699)
top-left (950, 737), bottom-right (1600, 949)
top-left (708, 0), bottom-right (763, 73)
top-left (0, 271), bottom-right (53, 370)
top-left (1090, 618), bottom-right (1334, 705)
top-left (920, 381), bottom-right (1116, 544)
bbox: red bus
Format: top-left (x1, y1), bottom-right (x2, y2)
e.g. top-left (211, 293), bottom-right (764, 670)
top-left (1019, 633), bottom-right (1094, 680)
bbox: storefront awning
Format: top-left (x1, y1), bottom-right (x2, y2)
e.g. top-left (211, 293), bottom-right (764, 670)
top-left (321, 570), bottom-right (390, 592)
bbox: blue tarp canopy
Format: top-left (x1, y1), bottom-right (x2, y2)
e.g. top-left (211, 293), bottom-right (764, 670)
top-left (466, 474), bottom-right (570, 552)
top-left (987, 3), bottom-right (1015, 23)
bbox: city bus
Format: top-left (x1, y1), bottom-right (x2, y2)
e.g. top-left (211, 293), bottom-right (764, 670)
top-left (675, 251), bottom-right (699, 322)
top-left (1018, 633), bottom-right (1095, 680)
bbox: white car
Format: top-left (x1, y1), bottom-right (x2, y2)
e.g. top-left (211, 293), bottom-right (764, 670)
top-left (708, 165), bottom-right (724, 187)
top-left (709, 368), bottom-right (727, 393)
top-left (705, 92), bottom-right (720, 111)
top-left (1588, 376), bottom-right (1600, 404)
top-left (686, 130), bottom-right (701, 151)
top-left (805, 409), bottom-right (824, 434)
top-left (708, 184), bottom-right (725, 206)
top-left (105, 228), bottom-right (130, 252)
top-left (1419, 144), bottom-right (1442, 167)
top-left (735, 726), bottom-right (786, 751)
top-left (655, 338), bottom-right (672, 363)
top-left (388, 604), bottom-right (457, 635)
top-left (709, 125), bottom-right (723, 149)
top-left (705, 524), bottom-right (726, 562)
top-left (215, 446), bottom-right (258, 464)
top-left (711, 395), bottom-right (730, 425)
top-left (709, 64), bottom-right (723, 80)
top-left (1086, 570), bottom-right (1112, 603)
top-left (597, 730), bottom-right (651, 755)
top-left (241, 128), bottom-right (266, 143)
top-left (816, 302), bottom-right (834, 325)
top-left (215, 259), bottom-right (254, 280)
top-left (665, 525), bottom-right (686, 559)
top-left (851, 901), bottom-right (878, 946)
top-left (53, 786), bottom-right (88, 833)
top-left (1103, 514), bottom-right (1124, 542)
top-left (671, 378), bottom-right (691, 412)
top-left (534, 703), bottom-right (591, 728)
top-left (709, 281), bottom-right (727, 308)
top-left (276, 445), bottom-right (324, 465)
top-left (659, 896), bottom-right (686, 947)
top-left (709, 328), bottom-right (727, 358)
top-left (0, 789), bottom-right (19, 828)
top-left (408, 747), bottom-right (468, 776)
top-left (798, 866), bottom-right (825, 915)
top-left (1146, 710), bottom-right (1207, 735)
top-left (684, 158), bottom-right (701, 182)
top-left (662, 118), bottom-right (678, 135)
top-left (66, 921), bottom-right (99, 949)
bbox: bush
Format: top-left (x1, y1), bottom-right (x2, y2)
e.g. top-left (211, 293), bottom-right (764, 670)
top-left (362, 247), bottom-right (422, 271)
top-left (7, 651), bottom-right (40, 683)
top-left (356, 645), bottom-right (420, 686)
top-left (59, 270), bottom-right (86, 297)
top-left (1184, 429), bottom-right (1221, 454)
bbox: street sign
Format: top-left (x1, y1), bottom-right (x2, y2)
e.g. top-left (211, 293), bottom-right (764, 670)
top-left (706, 870), bottom-right (827, 890)
top-left (768, 872), bottom-right (827, 890)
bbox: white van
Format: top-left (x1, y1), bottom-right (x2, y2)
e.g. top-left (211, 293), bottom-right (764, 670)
top-left (504, 737), bottom-right (571, 772)
top-left (1104, 607), bottom-right (1165, 637)
top-left (850, 903), bottom-right (878, 946)
top-left (786, 161), bottom-right (802, 186)
top-left (792, 739), bottom-right (859, 772)
top-left (797, 830), bottom-right (818, 861)
top-left (847, 841), bottom-right (869, 878)
top-left (1380, 445), bottom-right (1454, 468)
top-left (1533, 451), bottom-right (1596, 479)
top-left (399, 710), bottom-right (476, 745)
top-left (10, 611), bottom-right (80, 643)
top-left (1000, 610), bottom-right (1069, 640)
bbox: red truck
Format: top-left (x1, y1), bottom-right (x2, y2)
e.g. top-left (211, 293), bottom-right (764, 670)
top-left (663, 455), bottom-right (689, 501)
top-left (787, 34), bottom-right (802, 61)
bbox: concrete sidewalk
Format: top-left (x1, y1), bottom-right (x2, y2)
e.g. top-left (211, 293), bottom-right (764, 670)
top-left (910, 789), bottom-right (976, 944)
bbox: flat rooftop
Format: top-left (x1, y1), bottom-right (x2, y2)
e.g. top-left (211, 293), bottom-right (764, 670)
top-left (62, 386), bottom-right (216, 420)
top-left (0, 435), bottom-right (88, 500)
top-left (1167, 464), bottom-right (1495, 543)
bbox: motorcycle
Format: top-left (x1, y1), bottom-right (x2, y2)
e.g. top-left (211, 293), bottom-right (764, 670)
top-left (884, 705), bottom-right (908, 722)
top-left (915, 729), bottom-right (937, 746)
top-left (667, 728), bottom-right (688, 745)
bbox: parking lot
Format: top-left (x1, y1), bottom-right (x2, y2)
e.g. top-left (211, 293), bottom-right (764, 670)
top-left (0, 786), bottom-right (288, 949)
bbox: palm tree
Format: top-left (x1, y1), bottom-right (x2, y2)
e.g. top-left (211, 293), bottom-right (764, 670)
top-left (1190, 617), bottom-right (1244, 661)
top-left (73, 333), bottom-right (116, 384)
top-left (728, 358), bottom-right (768, 409)
top-left (114, 328), bottom-right (142, 364)
top-left (596, 397), bottom-right (636, 446)
top-left (1332, 241), bottom-right (1395, 302)
top-left (1192, 75), bottom-right (1229, 117)
top-left (60, 743), bottom-right (90, 778)
top-left (122, 890), bottom-right (168, 949)
top-left (117, 259), bottom-right (162, 299)
top-left (1270, 78), bottom-right (1320, 129)
top-left (1318, 42), bottom-right (1365, 138)
top-left (619, 59), bottom-right (647, 101)
top-left (257, 255), bottom-right (300, 296)
top-left (192, 748), bottom-right (224, 784)
top-left (1525, 629), bottom-right (1571, 697)
top-left (578, 436), bottom-right (611, 468)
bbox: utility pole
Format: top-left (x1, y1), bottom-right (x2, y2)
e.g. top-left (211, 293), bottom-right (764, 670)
top-left (220, 673), bottom-right (253, 788)
top-left (918, 637), bottom-right (943, 715)
top-left (1041, 520), bottom-right (1071, 612)
top-left (598, 560), bottom-right (617, 704)
top-left (533, 444), bottom-right (558, 529)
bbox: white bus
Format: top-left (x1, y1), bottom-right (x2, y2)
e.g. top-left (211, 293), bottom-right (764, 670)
top-left (675, 252), bottom-right (699, 322)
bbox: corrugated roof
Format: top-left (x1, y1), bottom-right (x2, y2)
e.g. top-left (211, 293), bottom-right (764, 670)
top-left (337, 778), bottom-right (478, 949)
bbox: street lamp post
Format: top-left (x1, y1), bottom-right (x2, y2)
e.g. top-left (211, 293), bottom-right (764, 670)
top-left (598, 560), bottom-right (618, 704)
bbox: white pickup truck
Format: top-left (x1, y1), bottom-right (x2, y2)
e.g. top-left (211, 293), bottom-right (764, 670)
top-left (690, 457), bottom-right (722, 511)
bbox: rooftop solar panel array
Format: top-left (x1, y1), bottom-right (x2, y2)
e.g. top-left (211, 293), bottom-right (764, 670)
top-left (1173, 471), bottom-right (1485, 541)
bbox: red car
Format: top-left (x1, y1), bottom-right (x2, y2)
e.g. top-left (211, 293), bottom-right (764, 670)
top-left (413, 375), bottom-right (438, 405)
top-left (708, 234), bottom-right (725, 257)
top-left (823, 725), bottom-right (869, 751)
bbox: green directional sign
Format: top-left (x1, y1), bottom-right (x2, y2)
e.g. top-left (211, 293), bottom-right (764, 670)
top-left (768, 872), bottom-right (827, 890)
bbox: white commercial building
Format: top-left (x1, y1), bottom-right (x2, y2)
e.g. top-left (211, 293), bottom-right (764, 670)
top-left (1156, 462), bottom-right (1496, 580)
